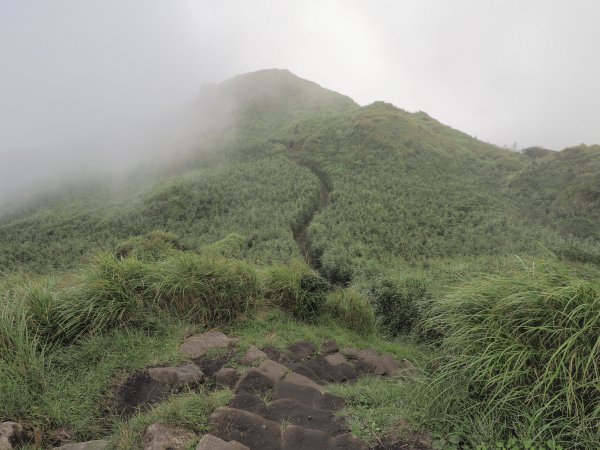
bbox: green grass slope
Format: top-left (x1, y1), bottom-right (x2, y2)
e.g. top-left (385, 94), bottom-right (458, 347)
top-left (510, 144), bottom-right (600, 239)
top-left (1, 69), bottom-right (599, 449)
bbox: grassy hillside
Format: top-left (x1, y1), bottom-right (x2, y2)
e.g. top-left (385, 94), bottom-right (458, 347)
top-left (510, 144), bottom-right (600, 239)
top-left (1, 69), bottom-right (599, 449)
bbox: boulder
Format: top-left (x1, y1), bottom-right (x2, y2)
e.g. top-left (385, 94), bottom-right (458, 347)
top-left (269, 399), bottom-right (347, 435)
top-left (286, 342), bottom-right (316, 362)
top-left (180, 332), bottom-right (239, 359)
top-left (216, 367), bottom-right (240, 388)
top-left (234, 368), bottom-right (274, 395)
top-left (142, 423), bottom-right (196, 450)
top-left (342, 348), bottom-right (398, 375)
top-left (238, 346), bottom-right (267, 366)
top-left (113, 372), bottom-right (166, 414)
top-left (147, 364), bottom-right (204, 391)
top-left (259, 359), bottom-right (288, 382)
top-left (287, 363), bottom-right (320, 382)
top-left (53, 441), bottom-right (110, 450)
top-left (273, 380), bottom-right (343, 411)
top-left (229, 393), bottom-right (269, 417)
top-left (324, 352), bottom-right (347, 366)
top-left (321, 341), bottom-right (340, 354)
top-left (324, 363), bottom-right (360, 384)
top-left (294, 356), bottom-right (333, 380)
top-left (272, 380), bottom-right (323, 407)
top-left (282, 425), bottom-right (330, 450)
top-left (0, 422), bottom-right (24, 450)
top-left (196, 434), bottom-right (249, 450)
top-left (282, 372), bottom-right (326, 393)
top-left (210, 407), bottom-right (282, 450)
top-left (262, 346), bottom-right (287, 363)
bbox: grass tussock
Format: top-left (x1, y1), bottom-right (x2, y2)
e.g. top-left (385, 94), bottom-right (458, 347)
top-left (424, 260), bottom-right (600, 447)
top-left (157, 252), bottom-right (259, 323)
top-left (262, 262), bottom-right (330, 321)
top-left (323, 287), bottom-right (375, 335)
top-left (0, 303), bottom-right (48, 419)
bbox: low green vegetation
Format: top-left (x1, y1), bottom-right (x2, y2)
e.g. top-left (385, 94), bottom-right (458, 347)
top-left (1, 69), bottom-right (599, 448)
top-left (423, 260), bottom-right (600, 448)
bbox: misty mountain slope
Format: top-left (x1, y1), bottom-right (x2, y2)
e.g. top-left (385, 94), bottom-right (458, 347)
top-left (0, 146), bottom-right (321, 273)
top-left (1, 69), bottom-right (600, 277)
top-left (196, 68), bottom-right (358, 139)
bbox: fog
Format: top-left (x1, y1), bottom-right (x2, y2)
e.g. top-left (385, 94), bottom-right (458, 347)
top-left (2, 0), bottom-right (600, 206)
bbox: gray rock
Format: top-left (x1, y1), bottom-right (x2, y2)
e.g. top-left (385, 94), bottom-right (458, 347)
top-left (262, 346), bottom-right (287, 363)
top-left (324, 352), bottom-right (347, 366)
top-left (324, 363), bottom-right (360, 384)
top-left (282, 425), bottom-right (330, 450)
top-left (180, 332), bottom-right (239, 359)
top-left (234, 368), bottom-right (274, 395)
top-left (142, 423), bottom-right (196, 450)
top-left (216, 367), bottom-right (240, 388)
top-left (283, 372), bottom-right (326, 393)
top-left (269, 399), bottom-right (347, 435)
top-left (286, 342), bottom-right (316, 362)
top-left (273, 381), bottom-right (343, 411)
top-left (196, 434), bottom-right (249, 450)
top-left (210, 407), bottom-right (282, 450)
top-left (229, 393), bottom-right (270, 417)
top-left (322, 341), bottom-right (340, 354)
top-left (272, 381), bottom-right (323, 408)
top-left (238, 346), bottom-right (267, 365)
top-left (53, 440), bottom-right (110, 450)
top-left (147, 364), bottom-right (204, 391)
top-left (259, 359), bottom-right (288, 382)
top-left (287, 363), bottom-right (320, 382)
top-left (0, 422), bottom-right (24, 450)
top-left (342, 348), bottom-right (394, 375)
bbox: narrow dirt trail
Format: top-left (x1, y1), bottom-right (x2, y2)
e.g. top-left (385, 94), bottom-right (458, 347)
top-left (292, 158), bottom-right (330, 267)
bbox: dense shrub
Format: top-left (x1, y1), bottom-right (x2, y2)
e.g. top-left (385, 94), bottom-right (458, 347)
top-left (262, 263), bottom-right (330, 320)
top-left (368, 275), bottom-right (429, 335)
top-left (323, 288), bottom-right (375, 335)
top-left (425, 260), bottom-right (600, 446)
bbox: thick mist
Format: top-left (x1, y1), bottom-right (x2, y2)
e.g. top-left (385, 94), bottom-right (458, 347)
top-left (2, 1), bottom-right (600, 208)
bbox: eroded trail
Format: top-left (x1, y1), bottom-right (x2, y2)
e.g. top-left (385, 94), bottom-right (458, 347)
top-left (293, 159), bottom-right (330, 267)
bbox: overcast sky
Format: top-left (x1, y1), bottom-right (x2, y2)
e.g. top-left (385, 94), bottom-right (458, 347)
top-left (1, 0), bottom-right (599, 202)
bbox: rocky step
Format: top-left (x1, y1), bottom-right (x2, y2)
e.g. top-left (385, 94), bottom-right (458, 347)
top-left (6, 333), bottom-right (415, 450)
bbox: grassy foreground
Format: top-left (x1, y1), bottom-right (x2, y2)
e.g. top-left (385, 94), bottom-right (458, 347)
top-left (1, 235), bottom-right (598, 449)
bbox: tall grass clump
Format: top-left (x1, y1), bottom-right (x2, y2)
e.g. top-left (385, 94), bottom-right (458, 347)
top-left (0, 300), bottom-right (48, 419)
top-left (323, 287), bottom-right (375, 335)
top-left (262, 263), bottom-right (330, 320)
top-left (157, 252), bottom-right (259, 323)
top-left (425, 260), bottom-right (600, 447)
top-left (54, 253), bottom-right (158, 344)
top-left (368, 274), bottom-right (429, 335)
